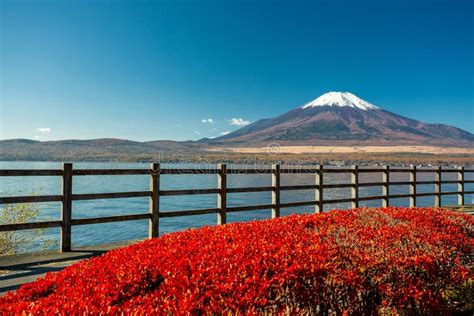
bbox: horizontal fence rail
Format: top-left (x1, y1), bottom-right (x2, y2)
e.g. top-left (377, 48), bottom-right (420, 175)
top-left (0, 164), bottom-right (473, 252)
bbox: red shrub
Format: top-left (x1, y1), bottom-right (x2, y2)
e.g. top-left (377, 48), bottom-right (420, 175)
top-left (1, 207), bottom-right (473, 314)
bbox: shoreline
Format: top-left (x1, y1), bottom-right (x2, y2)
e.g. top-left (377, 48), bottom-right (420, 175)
top-left (207, 145), bottom-right (474, 155)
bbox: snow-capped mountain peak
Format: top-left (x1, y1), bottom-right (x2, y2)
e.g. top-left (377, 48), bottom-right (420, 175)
top-left (301, 92), bottom-right (379, 111)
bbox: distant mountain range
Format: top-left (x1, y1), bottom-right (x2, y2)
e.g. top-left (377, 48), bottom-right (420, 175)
top-left (1, 92), bottom-right (472, 161)
top-left (0, 138), bottom-right (199, 162)
top-left (208, 92), bottom-right (474, 147)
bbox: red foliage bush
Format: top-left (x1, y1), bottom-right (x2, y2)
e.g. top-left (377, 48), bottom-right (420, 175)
top-left (1, 207), bottom-right (473, 314)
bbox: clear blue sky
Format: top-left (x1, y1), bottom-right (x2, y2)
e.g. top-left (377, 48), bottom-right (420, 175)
top-left (1, 0), bottom-right (473, 141)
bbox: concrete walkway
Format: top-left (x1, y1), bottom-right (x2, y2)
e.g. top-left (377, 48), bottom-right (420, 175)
top-left (0, 240), bottom-right (141, 296)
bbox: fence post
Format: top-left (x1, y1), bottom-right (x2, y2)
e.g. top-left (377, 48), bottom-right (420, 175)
top-left (60, 163), bottom-right (73, 252)
top-left (382, 165), bottom-right (390, 207)
top-left (351, 165), bottom-right (359, 208)
top-left (149, 163), bottom-right (160, 238)
top-left (217, 163), bottom-right (227, 225)
top-left (457, 166), bottom-right (465, 206)
top-left (271, 164), bottom-right (280, 218)
top-left (409, 166), bottom-right (416, 207)
top-left (315, 165), bottom-right (323, 213)
top-left (434, 166), bottom-right (442, 207)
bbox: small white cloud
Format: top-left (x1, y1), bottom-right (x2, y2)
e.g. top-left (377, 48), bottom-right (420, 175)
top-left (34, 135), bottom-right (40, 139)
top-left (36, 127), bottom-right (51, 133)
top-left (209, 127), bottom-right (218, 132)
top-left (220, 131), bottom-right (231, 135)
top-left (229, 118), bottom-right (250, 126)
top-left (194, 131), bottom-right (201, 135)
top-left (201, 118), bottom-right (214, 124)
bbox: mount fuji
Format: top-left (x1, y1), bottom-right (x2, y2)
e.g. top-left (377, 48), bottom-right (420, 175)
top-left (210, 92), bottom-right (473, 147)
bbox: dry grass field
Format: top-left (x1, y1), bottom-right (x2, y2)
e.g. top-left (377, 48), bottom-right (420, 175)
top-left (209, 145), bottom-right (474, 155)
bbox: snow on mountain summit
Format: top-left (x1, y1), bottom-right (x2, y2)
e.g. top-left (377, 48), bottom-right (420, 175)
top-left (301, 92), bottom-right (379, 111)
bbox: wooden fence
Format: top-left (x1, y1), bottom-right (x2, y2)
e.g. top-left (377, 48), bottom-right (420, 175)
top-left (0, 164), bottom-right (472, 252)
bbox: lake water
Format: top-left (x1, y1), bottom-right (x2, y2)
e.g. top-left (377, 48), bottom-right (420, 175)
top-left (1, 161), bottom-right (472, 253)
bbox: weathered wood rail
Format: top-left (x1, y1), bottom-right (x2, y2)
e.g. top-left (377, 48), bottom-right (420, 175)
top-left (0, 164), bottom-right (472, 252)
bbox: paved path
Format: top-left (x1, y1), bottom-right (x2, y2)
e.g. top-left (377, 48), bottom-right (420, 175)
top-left (0, 240), bottom-right (140, 296)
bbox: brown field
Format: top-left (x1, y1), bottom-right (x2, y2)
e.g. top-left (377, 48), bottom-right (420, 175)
top-left (208, 145), bottom-right (474, 155)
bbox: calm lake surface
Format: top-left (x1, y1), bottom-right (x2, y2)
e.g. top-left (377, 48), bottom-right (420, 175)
top-left (1, 161), bottom-right (472, 253)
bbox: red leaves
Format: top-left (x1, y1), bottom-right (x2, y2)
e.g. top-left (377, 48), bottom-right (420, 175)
top-left (0, 207), bottom-right (472, 314)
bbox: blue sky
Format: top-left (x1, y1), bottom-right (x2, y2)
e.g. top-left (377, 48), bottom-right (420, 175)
top-left (1, 0), bottom-right (473, 141)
